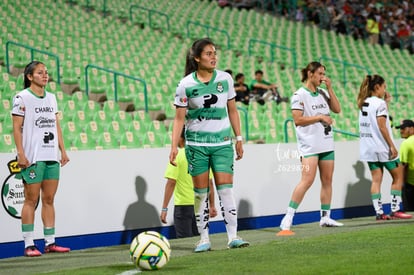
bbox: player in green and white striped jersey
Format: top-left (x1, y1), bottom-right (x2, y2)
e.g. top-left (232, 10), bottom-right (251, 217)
top-left (169, 38), bottom-right (249, 252)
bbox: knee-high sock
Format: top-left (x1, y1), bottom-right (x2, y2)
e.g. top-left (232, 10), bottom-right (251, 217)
top-left (217, 184), bottom-right (238, 242)
top-left (194, 188), bottom-right (209, 241)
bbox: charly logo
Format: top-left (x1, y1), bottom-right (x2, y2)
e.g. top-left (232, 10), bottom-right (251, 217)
top-left (1, 158), bottom-right (39, 219)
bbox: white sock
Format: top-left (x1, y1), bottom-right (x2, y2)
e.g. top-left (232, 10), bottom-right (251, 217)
top-left (286, 207), bottom-right (296, 216)
top-left (391, 194), bottom-right (401, 213)
top-left (194, 190), bottom-right (209, 241)
top-left (22, 224), bottom-right (34, 248)
top-left (44, 227), bottom-right (55, 246)
top-left (23, 231), bottom-right (34, 248)
top-left (217, 187), bottom-right (238, 242)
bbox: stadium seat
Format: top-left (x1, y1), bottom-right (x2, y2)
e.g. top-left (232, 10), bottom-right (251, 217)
top-left (111, 110), bottom-right (132, 129)
top-left (96, 131), bottom-right (119, 150)
top-left (119, 131), bottom-right (142, 149)
top-left (71, 132), bottom-right (96, 151)
top-left (0, 134), bottom-right (15, 153)
top-left (141, 131), bottom-right (164, 148)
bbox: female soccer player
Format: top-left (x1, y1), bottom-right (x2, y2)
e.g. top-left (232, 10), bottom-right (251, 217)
top-left (12, 61), bottom-right (70, 256)
top-left (169, 38), bottom-right (249, 252)
top-left (357, 74), bottom-right (412, 220)
top-left (279, 61), bottom-right (343, 234)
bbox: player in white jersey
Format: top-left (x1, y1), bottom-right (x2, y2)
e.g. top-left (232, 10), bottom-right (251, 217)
top-left (169, 38), bottom-right (249, 252)
top-left (278, 61), bottom-right (343, 236)
top-left (357, 74), bottom-right (412, 220)
top-left (12, 61), bottom-right (70, 257)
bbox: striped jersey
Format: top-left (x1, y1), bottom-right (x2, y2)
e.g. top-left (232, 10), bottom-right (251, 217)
top-left (358, 96), bottom-right (397, 162)
top-left (11, 88), bottom-right (59, 163)
top-left (174, 70), bottom-right (236, 146)
top-left (291, 86), bottom-right (334, 156)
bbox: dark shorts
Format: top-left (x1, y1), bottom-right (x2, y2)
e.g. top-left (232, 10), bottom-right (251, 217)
top-left (173, 205), bottom-right (199, 238)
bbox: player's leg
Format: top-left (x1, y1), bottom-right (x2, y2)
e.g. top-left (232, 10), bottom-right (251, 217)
top-left (279, 155), bottom-right (318, 231)
top-left (212, 145), bottom-right (249, 248)
top-left (192, 171), bottom-right (211, 251)
top-left (21, 181), bottom-right (42, 256)
top-left (403, 183), bottom-right (414, 211)
top-left (387, 161), bottom-right (412, 219)
top-left (318, 152), bottom-right (343, 227)
top-left (368, 162), bottom-right (387, 220)
top-left (186, 145), bottom-right (211, 252)
top-left (174, 205), bottom-right (196, 238)
top-left (20, 163), bottom-right (44, 256)
top-left (41, 161), bottom-right (70, 253)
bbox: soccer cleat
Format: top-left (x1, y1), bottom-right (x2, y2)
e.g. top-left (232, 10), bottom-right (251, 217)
top-left (228, 237), bottom-right (250, 249)
top-left (320, 216), bottom-right (344, 227)
top-left (390, 211), bottom-right (413, 219)
top-left (376, 213), bottom-right (391, 221)
top-left (279, 214), bottom-right (293, 231)
top-left (24, 246), bottom-right (42, 257)
top-left (44, 243), bottom-right (70, 253)
top-left (194, 240), bottom-right (211, 253)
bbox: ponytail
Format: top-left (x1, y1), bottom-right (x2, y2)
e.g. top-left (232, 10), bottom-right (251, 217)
top-left (357, 74), bottom-right (385, 110)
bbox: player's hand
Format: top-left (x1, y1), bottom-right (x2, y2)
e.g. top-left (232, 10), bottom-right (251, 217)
top-left (235, 141), bottom-right (243, 160)
top-left (60, 151), bottom-right (70, 167)
top-left (321, 76), bottom-right (332, 89)
top-left (389, 146), bottom-right (398, 160)
top-left (160, 210), bottom-right (168, 224)
top-left (169, 148), bottom-right (178, 166)
top-left (384, 92), bottom-right (392, 103)
top-left (17, 154), bottom-right (30, 169)
top-left (319, 115), bottom-right (333, 126)
top-left (209, 206), bottom-right (217, 218)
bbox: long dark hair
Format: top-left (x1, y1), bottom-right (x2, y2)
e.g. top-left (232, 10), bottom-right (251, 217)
top-left (184, 38), bottom-right (215, 76)
top-left (357, 74), bottom-right (385, 110)
top-left (23, 61), bottom-right (45, 89)
top-left (300, 61), bottom-right (325, 83)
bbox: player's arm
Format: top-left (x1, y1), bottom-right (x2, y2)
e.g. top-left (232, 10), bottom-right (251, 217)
top-left (56, 114), bottom-right (70, 167)
top-left (227, 98), bottom-right (243, 160)
top-left (170, 107), bottom-right (186, 166)
top-left (12, 115), bottom-right (30, 168)
top-left (377, 115), bottom-right (397, 159)
top-left (160, 178), bottom-right (176, 224)
top-left (292, 109), bottom-right (332, 127)
top-left (322, 76), bottom-right (341, 113)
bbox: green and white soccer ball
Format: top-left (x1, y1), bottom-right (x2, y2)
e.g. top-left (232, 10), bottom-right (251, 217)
top-left (129, 231), bottom-right (171, 270)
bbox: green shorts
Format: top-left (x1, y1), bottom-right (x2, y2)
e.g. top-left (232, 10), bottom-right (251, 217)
top-left (21, 161), bottom-right (60, 184)
top-left (368, 159), bottom-right (400, 171)
top-left (185, 144), bottom-right (234, 176)
top-left (303, 151), bottom-right (335, 161)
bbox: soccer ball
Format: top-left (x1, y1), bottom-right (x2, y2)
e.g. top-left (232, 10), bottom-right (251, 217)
top-left (129, 231), bottom-right (171, 270)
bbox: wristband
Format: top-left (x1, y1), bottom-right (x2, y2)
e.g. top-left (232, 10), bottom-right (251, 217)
top-left (236, 136), bottom-right (243, 141)
top-left (161, 208), bottom-right (168, 212)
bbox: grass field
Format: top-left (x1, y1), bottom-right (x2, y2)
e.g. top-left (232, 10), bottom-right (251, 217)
top-left (1, 215), bottom-right (414, 275)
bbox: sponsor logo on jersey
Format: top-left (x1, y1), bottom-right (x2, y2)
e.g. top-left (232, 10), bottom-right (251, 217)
top-left (35, 116), bottom-right (56, 128)
top-left (216, 82), bottom-right (224, 93)
top-left (35, 106), bottom-right (54, 113)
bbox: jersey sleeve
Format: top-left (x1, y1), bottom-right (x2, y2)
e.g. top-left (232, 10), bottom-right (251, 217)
top-left (291, 92), bottom-right (303, 111)
top-left (376, 100), bottom-right (388, 117)
top-left (164, 161), bottom-right (179, 180)
top-left (227, 73), bottom-right (236, 100)
top-left (11, 94), bottom-right (25, 116)
top-left (174, 80), bottom-right (188, 108)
